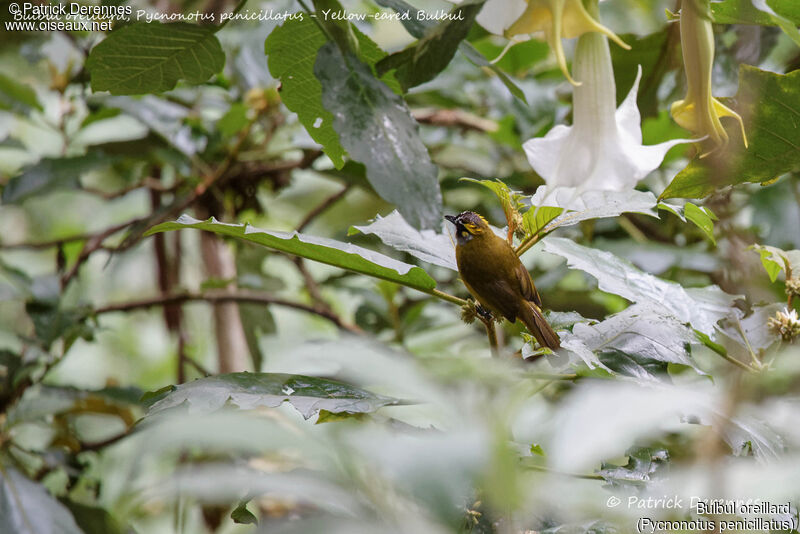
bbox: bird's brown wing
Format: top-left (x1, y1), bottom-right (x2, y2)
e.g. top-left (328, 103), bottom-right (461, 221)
top-left (514, 261), bottom-right (542, 306)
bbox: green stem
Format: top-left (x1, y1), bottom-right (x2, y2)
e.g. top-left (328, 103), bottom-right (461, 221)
top-left (520, 459), bottom-right (604, 480)
top-left (526, 372), bottom-right (577, 380)
top-left (426, 288), bottom-right (467, 306)
top-left (482, 317), bottom-right (499, 357)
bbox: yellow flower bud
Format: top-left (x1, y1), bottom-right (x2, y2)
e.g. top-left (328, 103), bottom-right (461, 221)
top-left (504, 0), bottom-right (629, 85)
top-left (671, 0), bottom-right (747, 155)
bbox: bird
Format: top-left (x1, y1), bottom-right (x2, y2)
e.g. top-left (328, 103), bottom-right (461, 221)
top-left (445, 211), bottom-right (560, 351)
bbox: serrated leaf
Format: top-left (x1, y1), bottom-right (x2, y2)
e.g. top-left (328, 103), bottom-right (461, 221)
top-left (145, 372), bottom-right (402, 419)
top-left (2, 153), bottom-right (106, 204)
top-left (528, 188), bottom-right (658, 233)
top-left (542, 237), bottom-right (736, 336)
top-left (661, 67), bottom-right (800, 199)
top-left (376, 2), bottom-right (484, 91)
top-left (315, 43), bottom-right (442, 229)
top-left (0, 466), bottom-right (83, 534)
top-left (146, 215), bottom-right (436, 291)
top-left (351, 210), bottom-right (456, 270)
top-left (86, 22), bottom-right (225, 95)
top-left (565, 304), bottom-right (703, 376)
top-left (598, 446), bottom-right (669, 488)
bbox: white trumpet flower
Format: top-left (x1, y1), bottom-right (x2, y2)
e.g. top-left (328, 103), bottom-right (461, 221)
top-left (523, 31), bottom-right (692, 194)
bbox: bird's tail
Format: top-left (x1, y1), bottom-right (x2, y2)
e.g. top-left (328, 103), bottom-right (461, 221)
top-left (518, 301), bottom-right (561, 351)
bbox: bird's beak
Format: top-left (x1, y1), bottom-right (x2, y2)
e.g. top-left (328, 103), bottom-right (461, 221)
top-left (444, 214), bottom-right (457, 225)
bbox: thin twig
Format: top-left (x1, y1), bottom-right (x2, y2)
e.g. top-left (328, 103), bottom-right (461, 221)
top-left (2, 218), bottom-right (138, 250)
top-left (93, 289), bottom-right (363, 334)
top-left (411, 108), bottom-right (499, 133)
top-left (296, 184), bottom-right (352, 232)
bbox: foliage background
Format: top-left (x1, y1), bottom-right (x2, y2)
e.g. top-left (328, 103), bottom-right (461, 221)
top-left (1, 0), bottom-right (799, 533)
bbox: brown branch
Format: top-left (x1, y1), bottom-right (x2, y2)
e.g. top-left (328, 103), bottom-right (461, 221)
top-left (59, 218), bottom-right (146, 287)
top-left (93, 289), bottom-right (362, 334)
top-left (412, 108), bottom-right (499, 133)
top-left (296, 184), bottom-right (352, 233)
top-left (80, 177), bottom-right (179, 200)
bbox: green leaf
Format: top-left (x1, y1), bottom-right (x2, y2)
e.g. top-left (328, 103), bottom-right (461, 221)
top-left (375, 0), bottom-right (527, 102)
top-left (86, 22), bottom-right (225, 95)
top-left (0, 466), bottom-right (83, 534)
top-left (230, 501), bottom-right (257, 525)
top-left (216, 102), bottom-right (249, 138)
top-left (751, 244), bottom-right (800, 281)
top-left (683, 203), bottom-right (717, 245)
top-left (376, 2), bottom-right (484, 92)
top-left (0, 73), bottom-right (42, 112)
top-left (542, 237), bottom-right (736, 336)
top-left (661, 66), bottom-right (800, 199)
top-left (610, 31), bottom-right (675, 117)
top-left (2, 153), bottom-right (106, 204)
top-left (60, 499), bottom-right (126, 534)
top-left (265, 16), bottom-right (400, 170)
top-left (145, 372), bottom-right (403, 419)
top-left (146, 215), bottom-right (437, 291)
top-left (694, 329), bottom-right (728, 357)
top-left (522, 206), bottom-right (564, 237)
top-left (315, 43), bottom-right (442, 229)
top-left (351, 210), bottom-right (456, 270)
top-left (597, 446), bottom-right (669, 488)
top-left (712, 0), bottom-right (800, 45)
top-left (265, 16), bottom-right (346, 168)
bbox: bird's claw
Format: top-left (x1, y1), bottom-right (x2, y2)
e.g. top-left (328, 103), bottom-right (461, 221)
top-left (476, 304), bottom-right (494, 322)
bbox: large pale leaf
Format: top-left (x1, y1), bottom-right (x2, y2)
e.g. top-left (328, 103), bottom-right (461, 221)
top-left (146, 372), bottom-right (402, 419)
top-left (570, 304), bottom-right (701, 374)
top-left (0, 466), bottom-right (83, 534)
top-left (351, 210), bottom-right (456, 270)
top-left (527, 188), bottom-right (658, 234)
top-left (542, 237), bottom-right (737, 336)
top-left (315, 43), bottom-right (442, 229)
top-left (597, 446), bottom-right (669, 488)
top-left (86, 22), bottom-right (224, 95)
top-left (661, 67), bottom-right (800, 199)
top-left (376, 2), bottom-right (484, 91)
top-left (146, 215), bottom-right (436, 291)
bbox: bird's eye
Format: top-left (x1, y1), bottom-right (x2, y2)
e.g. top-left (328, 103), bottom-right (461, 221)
top-left (461, 230), bottom-right (469, 238)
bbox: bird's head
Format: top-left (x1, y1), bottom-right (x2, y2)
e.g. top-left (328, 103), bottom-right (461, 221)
top-left (445, 211), bottom-right (490, 244)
